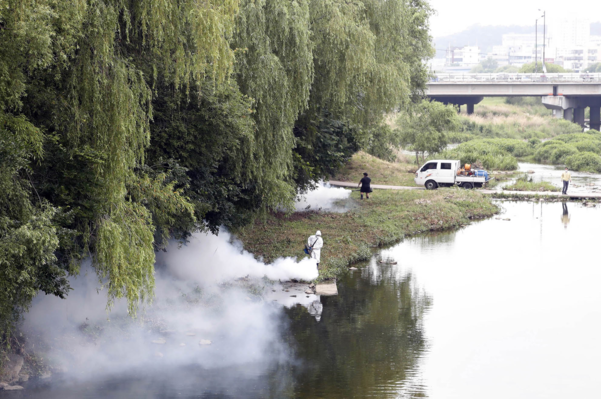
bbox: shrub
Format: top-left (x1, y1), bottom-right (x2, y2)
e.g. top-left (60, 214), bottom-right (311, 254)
top-left (534, 143), bottom-right (563, 163)
top-left (565, 152), bottom-right (601, 172)
top-left (437, 139), bottom-right (519, 170)
top-left (573, 140), bottom-right (601, 154)
top-left (550, 145), bottom-right (578, 164)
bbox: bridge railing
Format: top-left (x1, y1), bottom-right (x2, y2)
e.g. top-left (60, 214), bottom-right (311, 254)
top-left (430, 73), bottom-right (601, 83)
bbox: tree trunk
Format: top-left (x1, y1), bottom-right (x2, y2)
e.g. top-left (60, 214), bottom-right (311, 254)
top-left (415, 151), bottom-right (419, 165)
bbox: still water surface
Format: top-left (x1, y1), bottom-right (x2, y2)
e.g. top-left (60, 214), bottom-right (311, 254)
top-left (6, 201), bottom-right (601, 398)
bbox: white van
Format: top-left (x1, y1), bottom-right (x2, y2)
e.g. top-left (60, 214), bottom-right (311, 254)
top-left (414, 159), bottom-right (489, 190)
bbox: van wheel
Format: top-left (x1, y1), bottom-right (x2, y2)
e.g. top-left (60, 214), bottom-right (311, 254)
top-left (425, 180), bottom-right (438, 190)
top-left (462, 182), bottom-right (473, 189)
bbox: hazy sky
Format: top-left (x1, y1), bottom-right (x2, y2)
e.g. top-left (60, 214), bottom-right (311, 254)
top-left (428, 0), bottom-right (601, 37)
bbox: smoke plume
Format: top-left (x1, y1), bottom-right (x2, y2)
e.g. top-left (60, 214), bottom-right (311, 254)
top-left (22, 230), bottom-right (320, 386)
top-left (295, 181), bottom-right (351, 212)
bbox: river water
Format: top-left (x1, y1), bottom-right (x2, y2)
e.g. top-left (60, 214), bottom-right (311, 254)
top-left (5, 201), bottom-right (601, 398)
top-left (518, 162), bottom-right (601, 193)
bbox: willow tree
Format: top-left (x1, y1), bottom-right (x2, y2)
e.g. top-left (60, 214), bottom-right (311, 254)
top-left (293, 0), bottom-right (435, 187)
top-left (232, 0), bottom-right (314, 208)
top-left (0, 0), bottom-right (240, 324)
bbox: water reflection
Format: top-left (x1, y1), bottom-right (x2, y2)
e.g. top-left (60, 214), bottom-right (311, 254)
top-left (284, 266), bottom-right (432, 399)
top-left (561, 202), bottom-right (570, 228)
top-left (8, 202), bottom-right (601, 399)
top-left (379, 201), bottom-right (601, 399)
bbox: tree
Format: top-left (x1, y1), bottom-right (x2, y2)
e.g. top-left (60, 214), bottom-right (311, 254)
top-left (397, 101), bottom-right (461, 164)
top-left (470, 57), bottom-right (499, 73)
top-left (495, 65), bottom-right (519, 73)
top-left (519, 62), bottom-right (570, 73)
top-left (585, 62), bottom-right (601, 73)
top-left (0, 0), bottom-right (436, 336)
top-left (293, 0), bottom-right (434, 188)
top-left (0, 0), bottom-right (239, 324)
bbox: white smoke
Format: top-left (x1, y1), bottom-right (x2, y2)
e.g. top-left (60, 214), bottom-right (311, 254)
top-left (295, 181), bottom-right (351, 212)
top-left (157, 230), bottom-right (319, 283)
top-left (22, 230), bottom-right (320, 383)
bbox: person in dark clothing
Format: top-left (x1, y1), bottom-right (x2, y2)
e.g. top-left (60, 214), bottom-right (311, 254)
top-left (358, 172), bottom-right (372, 199)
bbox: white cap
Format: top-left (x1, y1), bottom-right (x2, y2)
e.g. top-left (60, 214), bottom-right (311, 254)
top-left (316, 230), bottom-right (322, 236)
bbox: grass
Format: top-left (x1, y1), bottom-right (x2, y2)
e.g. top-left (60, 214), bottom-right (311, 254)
top-left (486, 171), bottom-right (523, 189)
top-left (332, 151), bottom-right (419, 187)
top-left (234, 188), bottom-right (498, 282)
top-left (504, 176), bottom-right (560, 192)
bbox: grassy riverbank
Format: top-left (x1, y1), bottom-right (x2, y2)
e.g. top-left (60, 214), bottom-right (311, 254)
top-left (332, 151), bottom-right (419, 187)
top-left (235, 188), bottom-right (498, 281)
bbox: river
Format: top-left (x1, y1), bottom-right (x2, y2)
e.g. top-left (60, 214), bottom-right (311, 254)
top-left (4, 201), bottom-right (601, 398)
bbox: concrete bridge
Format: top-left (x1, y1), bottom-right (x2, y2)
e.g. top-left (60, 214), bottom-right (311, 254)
top-left (427, 73), bottom-right (601, 130)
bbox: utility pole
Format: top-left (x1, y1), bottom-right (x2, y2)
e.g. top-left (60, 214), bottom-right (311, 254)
top-left (535, 18), bottom-right (538, 73)
top-left (539, 9), bottom-right (547, 73)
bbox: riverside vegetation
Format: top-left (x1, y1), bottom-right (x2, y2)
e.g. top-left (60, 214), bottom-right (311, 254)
top-left (426, 98), bottom-right (601, 172)
top-left (1, 0), bottom-right (436, 368)
top-left (236, 187), bottom-right (498, 282)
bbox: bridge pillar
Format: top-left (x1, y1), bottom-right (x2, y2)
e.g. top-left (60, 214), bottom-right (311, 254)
top-left (467, 104), bottom-right (474, 115)
top-left (574, 107), bottom-right (585, 128)
top-left (591, 107), bottom-right (601, 132)
top-left (563, 108), bottom-right (574, 122)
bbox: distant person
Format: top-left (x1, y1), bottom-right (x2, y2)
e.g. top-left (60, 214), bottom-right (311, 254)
top-left (358, 172), bottom-right (372, 200)
top-left (307, 230), bottom-right (323, 268)
top-left (561, 167), bottom-right (572, 195)
top-left (561, 202), bottom-right (570, 229)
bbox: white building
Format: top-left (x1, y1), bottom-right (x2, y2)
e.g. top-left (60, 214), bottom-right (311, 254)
top-left (552, 17), bottom-right (590, 49)
top-left (445, 46), bottom-right (480, 67)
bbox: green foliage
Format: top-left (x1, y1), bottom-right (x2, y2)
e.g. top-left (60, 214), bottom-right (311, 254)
top-left (519, 62), bottom-right (569, 73)
top-left (565, 152), bottom-right (601, 173)
top-left (0, 0), bottom-right (435, 338)
top-left (531, 131), bottom-right (601, 171)
top-left (293, 111), bottom-right (361, 190)
top-left (0, 0), bottom-right (241, 326)
top-left (470, 57), bottom-right (498, 73)
top-left (397, 100), bottom-right (460, 163)
top-left (363, 124), bottom-right (401, 162)
top-left (437, 140), bottom-right (519, 170)
top-left (0, 111), bottom-right (71, 334)
top-left (504, 176), bottom-right (560, 192)
top-left (504, 97), bottom-right (541, 106)
top-left (585, 62), bottom-right (601, 73)
top-left (495, 65), bottom-right (519, 73)
top-left (457, 113), bottom-right (581, 140)
top-left (233, 0), bottom-right (313, 205)
top-left (293, 0), bottom-right (434, 182)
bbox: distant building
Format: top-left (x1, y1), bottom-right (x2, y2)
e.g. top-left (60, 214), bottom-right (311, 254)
top-left (445, 46), bottom-right (480, 67)
top-left (502, 34), bottom-right (536, 48)
top-left (552, 17), bottom-right (591, 49)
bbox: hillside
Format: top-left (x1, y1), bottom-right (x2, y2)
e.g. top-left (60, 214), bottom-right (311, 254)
top-left (434, 22), bottom-right (601, 59)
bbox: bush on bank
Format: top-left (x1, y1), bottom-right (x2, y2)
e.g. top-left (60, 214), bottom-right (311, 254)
top-left (565, 152), bottom-right (601, 173)
top-left (437, 139), bottom-right (522, 170)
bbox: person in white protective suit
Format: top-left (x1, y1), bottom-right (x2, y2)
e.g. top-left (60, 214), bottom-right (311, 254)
top-left (307, 230), bottom-right (324, 268)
